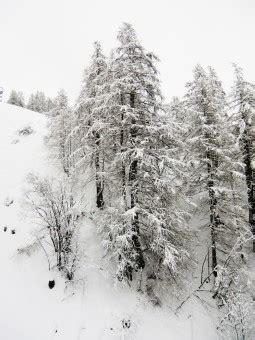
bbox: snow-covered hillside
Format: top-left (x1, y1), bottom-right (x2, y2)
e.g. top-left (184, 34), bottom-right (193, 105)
top-left (0, 103), bottom-right (219, 340)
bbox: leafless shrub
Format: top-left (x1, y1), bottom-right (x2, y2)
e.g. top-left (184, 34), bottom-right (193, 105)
top-left (18, 126), bottom-right (34, 136)
top-left (25, 174), bottom-right (80, 280)
top-left (17, 240), bottom-right (40, 256)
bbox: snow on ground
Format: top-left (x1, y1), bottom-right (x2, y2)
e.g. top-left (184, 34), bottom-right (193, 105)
top-left (0, 103), bottom-right (219, 340)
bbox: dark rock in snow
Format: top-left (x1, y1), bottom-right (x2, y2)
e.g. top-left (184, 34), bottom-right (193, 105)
top-left (48, 280), bottom-right (55, 289)
top-left (3, 226), bottom-right (7, 232)
top-left (11, 229), bottom-right (16, 234)
top-left (4, 198), bottom-right (14, 207)
top-left (122, 319), bottom-right (131, 329)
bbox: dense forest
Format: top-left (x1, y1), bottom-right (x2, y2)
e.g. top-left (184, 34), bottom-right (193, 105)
top-left (7, 23), bottom-right (255, 339)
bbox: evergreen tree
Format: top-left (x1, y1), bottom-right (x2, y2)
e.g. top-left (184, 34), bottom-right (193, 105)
top-left (184, 65), bottom-right (249, 278)
top-left (75, 41), bottom-right (107, 209)
top-left (231, 64), bottom-right (255, 252)
top-left (27, 91), bottom-right (47, 112)
top-left (27, 93), bottom-right (36, 111)
top-left (46, 97), bottom-right (56, 112)
top-left (7, 90), bottom-right (24, 107)
top-left (34, 91), bottom-right (47, 112)
top-left (169, 96), bottom-right (188, 123)
top-left (98, 24), bottom-right (192, 291)
top-left (47, 89), bottom-right (73, 174)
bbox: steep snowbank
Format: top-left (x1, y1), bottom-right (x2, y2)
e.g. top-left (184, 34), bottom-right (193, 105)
top-left (0, 103), bottom-right (219, 340)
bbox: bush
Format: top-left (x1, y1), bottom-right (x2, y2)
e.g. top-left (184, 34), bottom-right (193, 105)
top-left (18, 126), bottom-right (34, 136)
top-left (25, 174), bottom-right (80, 280)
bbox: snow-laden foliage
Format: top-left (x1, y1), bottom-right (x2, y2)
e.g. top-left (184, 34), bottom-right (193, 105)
top-left (25, 174), bottom-right (81, 280)
top-left (74, 41), bottom-right (107, 208)
top-left (215, 237), bottom-right (255, 339)
top-left (184, 65), bottom-right (249, 277)
top-left (7, 89), bottom-right (25, 107)
top-left (27, 91), bottom-right (54, 113)
top-left (91, 24), bottom-right (193, 294)
top-left (41, 23), bottom-right (255, 331)
top-left (46, 89), bottom-right (73, 175)
top-left (230, 64), bottom-right (255, 252)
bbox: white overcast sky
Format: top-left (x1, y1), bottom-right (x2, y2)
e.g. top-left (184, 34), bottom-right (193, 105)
top-left (0, 0), bottom-right (254, 103)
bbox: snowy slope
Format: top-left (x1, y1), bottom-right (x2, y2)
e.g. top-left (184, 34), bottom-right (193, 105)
top-left (0, 103), bottom-right (219, 340)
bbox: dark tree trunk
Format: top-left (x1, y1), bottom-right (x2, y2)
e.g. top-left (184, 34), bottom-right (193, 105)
top-left (129, 157), bottom-right (145, 271)
top-left (242, 121), bottom-right (255, 252)
top-left (57, 240), bottom-right (62, 270)
top-left (95, 132), bottom-right (104, 209)
top-left (204, 99), bottom-right (219, 276)
top-left (128, 91), bottom-right (145, 276)
top-left (61, 140), bottom-right (68, 175)
top-left (207, 153), bottom-right (218, 277)
top-left (120, 94), bottom-right (126, 203)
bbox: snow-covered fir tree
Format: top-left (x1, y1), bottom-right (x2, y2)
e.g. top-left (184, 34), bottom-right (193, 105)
top-left (34, 91), bottom-right (47, 112)
top-left (47, 89), bottom-right (73, 175)
top-left (27, 91), bottom-right (47, 112)
top-left (231, 64), bottom-right (255, 252)
top-left (169, 96), bottom-right (188, 123)
top-left (184, 65), bottom-right (249, 279)
top-left (27, 93), bottom-right (36, 111)
top-left (74, 41), bottom-right (107, 209)
top-left (7, 90), bottom-right (25, 107)
top-left (96, 24), bottom-right (192, 295)
top-left (46, 97), bottom-right (56, 112)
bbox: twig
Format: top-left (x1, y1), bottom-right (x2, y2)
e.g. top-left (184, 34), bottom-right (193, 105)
top-left (175, 271), bottom-right (215, 314)
top-left (36, 235), bottom-right (51, 271)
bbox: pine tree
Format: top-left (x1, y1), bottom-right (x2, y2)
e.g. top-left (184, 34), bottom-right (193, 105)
top-left (34, 91), bottom-right (47, 112)
top-left (184, 65), bottom-right (249, 278)
top-left (17, 91), bottom-right (25, 107)
top-left (8, 90), bottom-right (18, 106)
top-left (46, 97), bottom-right (56, 112)
top-left (47, 89), bottom-right (73, 174)
top-left (27, 91), bottom-right (47, 112)
top-left (98, 24), bottom-right (192, 290)
top-left (231, 64), bottom-right (255, 252)
top-left (7, 90), bottom-right (24, 107)
top-left (75, 41), bottom-right (107, 209)
top-left (27, 93), bottom-right (36, 111)
top-left (169, 96), bottom-right (188, 123)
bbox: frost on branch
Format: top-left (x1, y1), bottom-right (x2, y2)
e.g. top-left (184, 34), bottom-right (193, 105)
top-left (25, 174), bottom-right (81, 280)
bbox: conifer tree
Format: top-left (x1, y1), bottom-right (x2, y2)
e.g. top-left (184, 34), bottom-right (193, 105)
top-left (98, 24), bottom-right (192, 289)
top-left (75, 41), bottom-right (107, 208)
top-left (231, 64), bottom-right (255, 252)
top-left (8, 90), bottom-right (24, 107)
top-left (184, 65), bottom-right (249, 278)
top-left (34, 91), bottom-right (47, 112)
top-left (47, 89), bottom-right (73, 174)
top-left (27, 91), bottom-right (47, 112)
top-left (46, 97), bottom-right (56, 112)
top-left (27, 93), bottom-right (36, 111)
